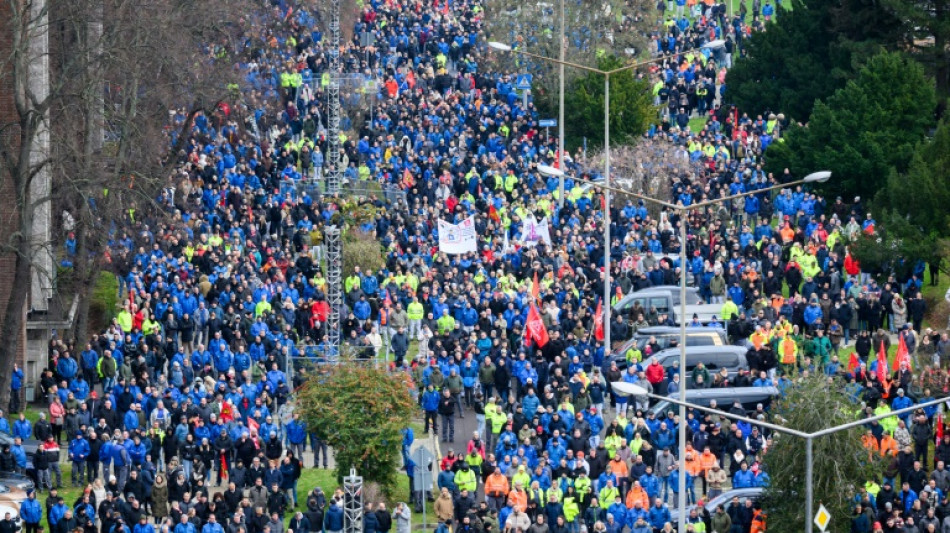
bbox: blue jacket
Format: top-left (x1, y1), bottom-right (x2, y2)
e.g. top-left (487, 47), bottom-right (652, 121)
top-left (13, 419), bottom-right (31, 440)
top-left (11, 445), bottom-right (26, 468)
top-left (124, 411), bottom-right (140, 431)
top-left (57, 357), bottom-right (78, 379)
top-left (175, 523), bottom-right (197, 533)
top-left (50, 503), bottom-right (68, 526)
top-left (69, 438), bottom-right (90, 461)
top-left (648, 506), bottom-right (671, 529)
top-left (522, 394), bottom-right (540, 416)
top-left (325, 505), bottom-right (345, 531)
top-left (422, 390), bottom-right (440, 412)
top-left (201, 523), bottom-right (224, 533)
top-left (286, 421), bottom-right (307, 444)
top-left (135, 523), bottom-right (156, 533)
top-left (20, 498), bottom-right (41, 524)
top-left (639, 474), bottom-right (661, 498)
top-left (732, 469), bottom-right (755, 488)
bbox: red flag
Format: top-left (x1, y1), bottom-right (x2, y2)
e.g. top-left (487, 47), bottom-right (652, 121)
top-left (489, 205), bottom-right (500, 223)
top-left (532, 271), bottom-right (540, 301)
top-left (593, 300), bottom-right (604, 341)
top-left (526, 303), bottom-right (549, 347)
top-left (876, 341), bottom-right (889, 384)
top-left (848, 352), bottom-right (860, 373)
top-left (384, 290), bottom-right (393, 308)
top-left (938, 414), bottom-right (945, 444)
top-left (247, 417), bottom-right (260, 437)
top-left (895, 334), bottom-right (912, 371)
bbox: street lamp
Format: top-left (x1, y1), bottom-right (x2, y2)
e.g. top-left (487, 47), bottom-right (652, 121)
top-left (611, 381), bottom-right (946, 533)
top-left (490, 41), bottom-right (696, 363)
top-left (586, 170), bottom-right (830, 533)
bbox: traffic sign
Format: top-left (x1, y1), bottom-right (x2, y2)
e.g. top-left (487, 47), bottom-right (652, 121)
top-left (515, 74), bottom-right (533, 90)
top-left (814, 504), bottom-right (831, 532)
top-left (411, 447), bottom-right (434, 492)
top-left (539, 119), bottom-right (557, 127)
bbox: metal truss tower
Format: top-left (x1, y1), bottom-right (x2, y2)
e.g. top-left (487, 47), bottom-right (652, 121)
top-left (343, 468), bottom-right (364, 533)
top-left (326, 0), bottom-right (343, 195)
top-left (324, 225), bottom-right (343, 354)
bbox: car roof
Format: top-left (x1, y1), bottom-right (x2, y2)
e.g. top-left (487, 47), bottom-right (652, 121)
top-left (651, 345), bottom-right (747, 358)
top-left (705, 487), bottom-right (764, 510)
top-left (635, 326), bottom-right (725, 335)
top-left (680, 386), bottom-right (780, 399)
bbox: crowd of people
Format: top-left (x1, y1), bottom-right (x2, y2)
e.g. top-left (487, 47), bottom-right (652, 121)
top-left (27, 0), bottom-right (950, 532)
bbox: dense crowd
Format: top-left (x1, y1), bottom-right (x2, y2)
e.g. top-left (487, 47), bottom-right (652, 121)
top-left (26, 0), bottom-right (950, 533)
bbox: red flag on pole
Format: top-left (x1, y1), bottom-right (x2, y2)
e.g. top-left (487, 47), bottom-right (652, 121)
top-left (876, 341), bottom-right (889, 384)
top-left (532, 271), bottom-right (540, 301)
top-left (526, 303), bottom-right (549, 347)
top-left (247, 417), bottom-right (260, 437)
top-left (594, 300), bottom-right (604, 342)
top-left (848, 352), bottom-right (860, 374)
top-left (895, 334), bottom-right (912, 371)
top-left (937, 414), bottom-right (945, 444)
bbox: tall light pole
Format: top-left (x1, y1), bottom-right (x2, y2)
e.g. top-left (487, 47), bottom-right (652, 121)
top-left (584, 170), bottom-right (831, 533)
top-left (612, 381), bottom-right (945, 533)
top-left (558, 0), bottom-right (566, 208)
top-left (493, 42), bottom-right (693, 356)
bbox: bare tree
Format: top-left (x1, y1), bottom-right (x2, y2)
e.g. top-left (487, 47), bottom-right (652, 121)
top-left (0, 0), bottom-right (252, 406)
top-left (580, 138), bottom-right (695, 213)
top-left (482, 0), bottom-right (651, 102)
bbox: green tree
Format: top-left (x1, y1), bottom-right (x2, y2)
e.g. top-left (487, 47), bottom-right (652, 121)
top-left (761, 377), bottom-right (884, 533)
top-left (763, 51), bottom-right (936, 202)
top-left (296, 359), bottom-right (415, 494)
top-left (853, 118), bottom-right (950, 280)
top-left (725, 0), bottom-right (903, 121)
top-left (564, 55), bottom-right (655, 149)
top-left (342, 230), bottom-right (385, 280)
top-left (882, 0), bottom-right (950, 113)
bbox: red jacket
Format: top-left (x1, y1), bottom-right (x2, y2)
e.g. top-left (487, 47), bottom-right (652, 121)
top-left (646, 362), bottom-right (665, 385)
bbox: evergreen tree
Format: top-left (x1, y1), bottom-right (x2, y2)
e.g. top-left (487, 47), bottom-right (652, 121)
top-left (763, 52), bottom-right (936, 202)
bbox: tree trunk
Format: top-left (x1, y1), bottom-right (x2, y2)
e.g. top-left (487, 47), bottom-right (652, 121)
top-left (0, 238), bottom-right (33, 412)
top-left (70, 226), bottom-right (95, 346)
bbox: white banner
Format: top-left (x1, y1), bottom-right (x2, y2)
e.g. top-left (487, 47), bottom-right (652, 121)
top-left (438, 216), bottom-right (478, 254)
top-left (521, 215), bottom-right (552, 247)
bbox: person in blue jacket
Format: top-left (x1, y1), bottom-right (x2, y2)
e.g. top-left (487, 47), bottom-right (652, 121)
top-left (13, 413), bottom-right (31, 441)
top-left (647, 498), bottom-right (671, 530)
top-left (324, 500), bottom-right (345, 533)
top-left (20, 489), bottom-right (41, 533)
top-left (732, 462), bottom-right (756, 488)
top-left (421, 385), bottom-right (440, 435)
top-left (639, 468), bottom-right (662, 500)
top-left (134, 515), bottom-right (156, 533)
top-left (401, 427), bottom-right (414, 467)
top-left (200, 514), bottom-right (225, 533)
top-left (68, 432), bottom-right (90, 486)
top-left (174, 514), bottom-right (197, 533)
top-left (285, 413), bottom-right (307, 461)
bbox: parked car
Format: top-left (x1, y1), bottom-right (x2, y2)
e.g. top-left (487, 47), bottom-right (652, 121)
top-left (613, 289), bottom-right (722, 325)
top-left (643, 346), bottom-right (748, 389)
top-left (669, 487), bottom-right (765, 525)
top-left (608, 327), bottom-right (729, 370)
top-left (646, 386), bottom-right (781, 418)
top-left (0, 472), bottom-right (33, 491)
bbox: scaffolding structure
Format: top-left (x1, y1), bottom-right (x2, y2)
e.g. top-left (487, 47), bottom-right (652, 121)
top-left (326, 0), bottom-right (343, 195)
top-left (343, 468), bottom-right (364, 533)
top-left (324, 225), bottom-right (343, 354)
